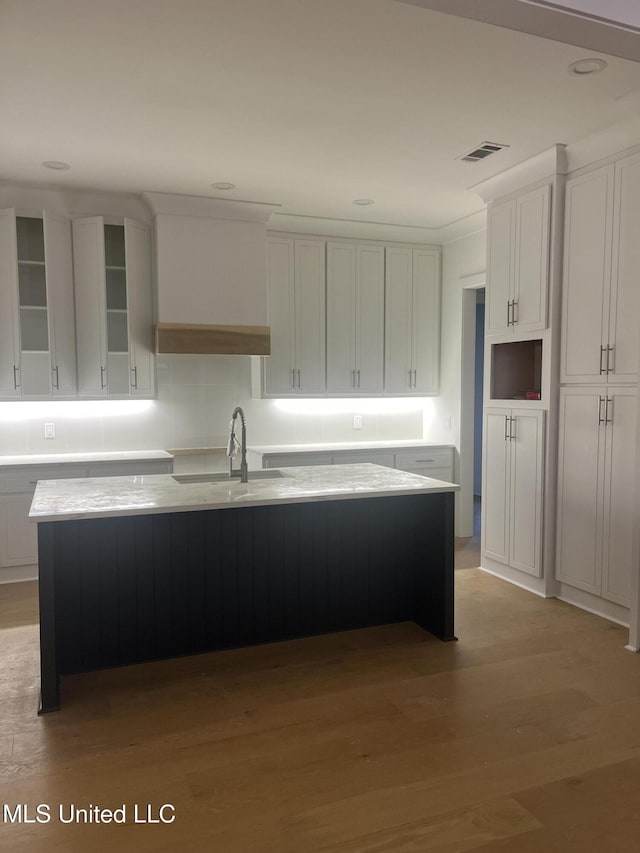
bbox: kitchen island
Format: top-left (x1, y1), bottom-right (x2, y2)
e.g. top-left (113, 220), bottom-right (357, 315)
top-left (30, 464), bottom-right (458, 713)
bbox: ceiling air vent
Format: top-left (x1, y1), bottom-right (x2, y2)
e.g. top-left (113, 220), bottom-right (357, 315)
top-left (459, 141), bottom-right (509, 163)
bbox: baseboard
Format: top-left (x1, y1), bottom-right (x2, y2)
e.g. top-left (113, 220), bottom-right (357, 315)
top-left (0, 565), bottom-right (38, 584)
top-left (478, 561), bottom-right (547, 597)
top-left (556, 583), bottom-right (629, 628)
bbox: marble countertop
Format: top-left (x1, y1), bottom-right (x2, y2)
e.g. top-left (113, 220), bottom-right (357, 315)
top-left (0, 450), bottom-right (173, 469)
top-left (247, 440), bottom-right (454, 454)
top-left (29, 463), bottom-right (459, 523)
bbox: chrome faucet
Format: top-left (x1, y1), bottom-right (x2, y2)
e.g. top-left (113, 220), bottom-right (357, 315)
top-left (228, 406), bottom-right (248, 483)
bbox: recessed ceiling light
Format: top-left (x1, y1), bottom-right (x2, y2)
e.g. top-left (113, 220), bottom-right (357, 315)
top-left (568, 58), bottom-right (607, 75)
top-left (211, 182), bottom-right (236, 190)
top-left (42, 160), bottom-right (70, 170)
top-left (353, 198), bottom-right (375, 206)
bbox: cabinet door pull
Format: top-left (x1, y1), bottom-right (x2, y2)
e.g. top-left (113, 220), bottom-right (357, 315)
top-left (504, 415), bottom-right (510, 441)
top-left (415, 458), bottom-right (435, 463)
top-left (512, 299), bottom-right (518, 325)
top-left (408, 370), bottom-right (412, 388)
top-left (509, 416), bottom-right (516, 441)
top-left (606, 345), bottom-right (614, 374)
top-left (506, 300), bottom-right (511, 327)
top-left (13, 365), bottom-right (20, 389)
top-left (605, 396), bottom-right (613, 425)
top-left (100, 365), bottom-right (107, 389)
top-left (291, 369), bottom-right (296, 388)
top-left (296, 369), bottom-right (301, 389)
top-left (351, 369), bottom-right (356, 388)
top-left (53, 365), bottom-right (60, 390)
top-left (599, 346), bottom-right (606, 375)
top-left (130, 365), bottom-right (138, 389)
top-left (598, 395), bottom-right (606, 425)
top-left (412, 369), bottom-right (417, 388)
top-left (356, 369), bottom-right (361, 388)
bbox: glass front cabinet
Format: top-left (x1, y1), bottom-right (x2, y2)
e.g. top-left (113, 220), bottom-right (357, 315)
top-left (72, 216), bottom-right (155, 397)
top-left (0, 208), bottom-right (77, 398)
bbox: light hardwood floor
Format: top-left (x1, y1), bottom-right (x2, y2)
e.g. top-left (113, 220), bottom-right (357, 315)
top-left (1, 570), bottom-right (639, 852)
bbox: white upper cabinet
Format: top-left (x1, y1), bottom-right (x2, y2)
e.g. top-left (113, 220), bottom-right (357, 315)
top-left (556, 386), bottom-right (636, 605)
top-left (263, 237), bottom-right (325, 396)
top-left (327, 242), bottom-right (384, 394)
top-left (0, 210), bottom-right (21, 398)
top-left (385, 246), bottom-right (440, 395)
top-left (608, 153), bottom-right (640, 383)
top-left (561, 155), bottom-right (639, 385)
top-left (124, 219), bottom-right (155, 396)
top-left (561, 166), bottom-right (614, 384)
top-left (73, 217), bottom-right (154, 397)
top-left (486, 185), bottom-right (550, 336)
top-left (482, 407), bottom-right (544, 577)
top-left (0, 208), bottom-right (76, 399)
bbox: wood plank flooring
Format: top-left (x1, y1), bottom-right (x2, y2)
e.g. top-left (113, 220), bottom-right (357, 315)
top-left (1, 570), bottom-right (639, 852)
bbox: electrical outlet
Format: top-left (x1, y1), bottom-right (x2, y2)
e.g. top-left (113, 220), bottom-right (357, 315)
top-left (353, 414), bottom-right (362, 430)
top-left (443, 415), bottom-right (452, 430)
top-left (44, 422), bottom-right (56, 439)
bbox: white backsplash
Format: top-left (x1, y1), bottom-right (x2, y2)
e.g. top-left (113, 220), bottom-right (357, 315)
top-left (0, 356), bottom-right (427, 456)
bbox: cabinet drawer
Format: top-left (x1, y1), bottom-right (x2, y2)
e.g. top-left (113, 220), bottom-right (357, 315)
top-left (0, 465), bottom-right (85, 494)
top-left (411, 466), bottom-right (455, 484)
top-left (332, 451), bottom-right (395, 468)
top-left (263, 453), bottom-right (332, 469)
top-left (394, 447), bottom-right (453, 472)
top-left (86, 460), bottom-right (172, 478)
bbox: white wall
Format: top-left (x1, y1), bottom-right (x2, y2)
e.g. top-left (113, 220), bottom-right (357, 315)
top-left (428, 229), bottom-right (487, 536)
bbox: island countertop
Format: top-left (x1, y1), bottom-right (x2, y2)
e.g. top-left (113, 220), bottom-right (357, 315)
top-left (29, 463), bottom-right (458, 523)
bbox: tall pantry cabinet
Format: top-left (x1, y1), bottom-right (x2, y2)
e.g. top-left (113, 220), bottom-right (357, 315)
top-left (556, 151), bottom-right (640, 612)
top-left (481, 176), bottom-right (556, 586)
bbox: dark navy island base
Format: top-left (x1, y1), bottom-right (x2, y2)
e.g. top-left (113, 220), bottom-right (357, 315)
top-left (38, 491), bottom-right (455, 713)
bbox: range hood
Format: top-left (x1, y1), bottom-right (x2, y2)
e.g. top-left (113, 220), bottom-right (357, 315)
top-left (143, 192), bottom-right (280, 355)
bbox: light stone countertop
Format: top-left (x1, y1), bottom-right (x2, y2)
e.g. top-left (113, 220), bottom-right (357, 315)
top-left (247, 440), bottom-right (454, 454)
top-left (0, 450), bottom-right (173, 470)
top-left (29, 464), bottom-right (459, 523)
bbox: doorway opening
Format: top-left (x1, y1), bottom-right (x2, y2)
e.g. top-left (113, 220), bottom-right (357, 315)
top-left (457, 278), bottom-right (485, 569)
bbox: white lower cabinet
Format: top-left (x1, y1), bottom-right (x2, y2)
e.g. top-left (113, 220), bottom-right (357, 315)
top-left (0, 494), bottom-right (38, 567)
top-left (0, 456), bottom-right (173, 579)
top-left (252, 445), bottom-right (454, 483)
top-left (556, 386), bottom-right (636, 605)
top-left (482, 408), bottom-right (544, 576)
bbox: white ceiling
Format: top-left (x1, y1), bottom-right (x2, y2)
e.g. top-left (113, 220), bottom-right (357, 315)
top-left (2, 0), bottom-right (640, 229)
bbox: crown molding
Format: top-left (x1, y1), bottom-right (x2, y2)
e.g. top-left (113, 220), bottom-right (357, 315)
top-left (470, 144), bottom-right (567, 204)
top-left (143, 192), bottom-right (281, 223)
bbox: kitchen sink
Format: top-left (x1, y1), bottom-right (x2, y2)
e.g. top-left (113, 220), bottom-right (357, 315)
top-left (172, 470), bottom-right (285, 484)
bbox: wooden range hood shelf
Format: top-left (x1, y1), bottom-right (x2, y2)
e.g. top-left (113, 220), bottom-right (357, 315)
top-left (156, 322), bottom-right (271, 356)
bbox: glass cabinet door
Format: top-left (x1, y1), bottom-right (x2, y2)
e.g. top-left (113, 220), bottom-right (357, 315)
top-left (104, 224), bottom-right (130, 394)
top-left (17, 217), bottom-right (51, 395)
